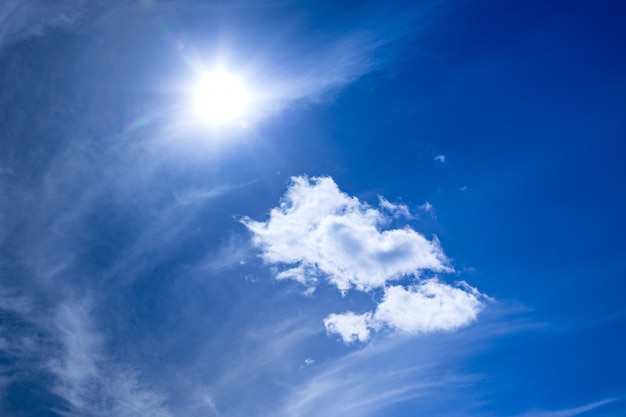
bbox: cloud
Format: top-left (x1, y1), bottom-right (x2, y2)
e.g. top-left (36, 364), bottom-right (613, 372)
top-left (419, 201), bottom-right (435, 213)
top-left (434, 154), bottom-right (446, 162)
top-left (0, 287), bottom-right (32, 316)
top-left (196, 235), bottom-right (253, 273)
top-left (47, 300), bottom-right (173, 417)
top-left (174, 181), bottom-right (256, 206)
top-left (242, 176), bottom-right (451, 294)
top-left (513, 398), bottom-right (618, 417)
top-left (379, 196), bottom-right (414, 219)
top-left (277, 329), bottom-right (489, 417)
top-left (324, 311), bottom-right (374, 344)
top-left (325, 280), bottom-right (484, 343)
top-left (154, 0), bottom-right (445, 127)
top-left (375, 281), bottom-right (482, 333)
top-left (418, 202), bottom-right (436, 219)
top-left (244, 176), bottom-right (487, 344)
top-left (228, 1), bottom-right (441, 119)
top-left (0, 0), bottom-right (88, 50)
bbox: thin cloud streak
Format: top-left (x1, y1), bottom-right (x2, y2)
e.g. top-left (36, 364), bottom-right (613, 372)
top-left (276, 330), bottom-right (483, 417)
top-left (247, 2), bottom-right (443, 120)
top-left (174, 181), bottom-right (256, 206)
top-left (0, 289), bottom-right (174, 417)
top-left (0, 0), bottom-right (87, 50)
top-left (155, 0), bottom-right (446, 127)
top-left (48, 301), bottom-right (173, 417)
top-left (513, 398), bottom-right (618, 417)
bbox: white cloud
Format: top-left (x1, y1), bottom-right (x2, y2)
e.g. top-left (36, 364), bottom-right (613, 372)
top-left (419, 201), bottom-right (434, 213)
top-left (513, 398), bottom-right (617, 417)
top-left (325, 280), bottom-right (484, 342)
top-left (242, 176), bottom-right (451, 293)
top-left (373, 280), bottom-right (482, 333)
top-left (434, 154), bottom-right (446, 162)
top-left (324, 311), bottom-right (374, 344)
top-left (378, 196), bottom-right (414, 219)
top-left (244, 176), bottom-right (487, 344)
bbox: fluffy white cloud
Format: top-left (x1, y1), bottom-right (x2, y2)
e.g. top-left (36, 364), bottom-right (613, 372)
top-left (244, 176), bottom-right (486, 344)
top-left (373, 280), bottom-right (482, 333)
top-left (242, 176), bottom-right (450, 293)
top-left (324, 311), bottom-right (373, 344)
top-left (325, 280), bottom-right (483, 343)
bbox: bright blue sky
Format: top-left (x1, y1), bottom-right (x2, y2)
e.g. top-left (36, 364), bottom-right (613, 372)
top-left (1, 1), bottom-right (625, 416)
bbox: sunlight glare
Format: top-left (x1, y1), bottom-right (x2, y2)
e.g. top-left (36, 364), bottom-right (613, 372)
top-left (193, 70), bottom-right (249, 125)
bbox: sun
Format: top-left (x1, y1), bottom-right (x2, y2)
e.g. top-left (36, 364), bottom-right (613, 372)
top-left (193, 69), bottom-right (250, 125)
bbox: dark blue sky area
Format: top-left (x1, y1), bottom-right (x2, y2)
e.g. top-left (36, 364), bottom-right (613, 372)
top-left (1, 1), bottom-right (625, 417)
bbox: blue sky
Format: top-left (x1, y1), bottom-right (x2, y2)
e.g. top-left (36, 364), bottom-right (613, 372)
top-left (1, 0), bottom-right (625, 416)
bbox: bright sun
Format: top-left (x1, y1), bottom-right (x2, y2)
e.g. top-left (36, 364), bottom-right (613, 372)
top-left (193, 69), bottom-right (249, 125)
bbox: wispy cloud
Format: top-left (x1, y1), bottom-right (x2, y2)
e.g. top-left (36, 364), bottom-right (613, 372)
top-left (276, 329), bottom-right (486, 417)
top-left (419, 201), bottom-right (434, 213)
top-left (0, 0), bottom-right (88, 50)
top-left (149, 0), bottom-right (446, 127)
top-left (513, 398), bottom-right (618, 417)
top-left (221, 1), bottom-right (443, 119)
top-left (195, 234), bottom-right (254, 273)
top-left (45, 299), bottom-right (173, 417)
top-left (0, 287), bottom-right (32, 316)
top-left (379, 196), bottom-right (415, 219)
top-left (174, 181), bottom-right (255, 206)
top-left (0, 289), bottom-right (174, 417)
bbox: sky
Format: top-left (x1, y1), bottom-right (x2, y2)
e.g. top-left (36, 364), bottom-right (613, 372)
top-left (1, 0), bottom-right (625, 416)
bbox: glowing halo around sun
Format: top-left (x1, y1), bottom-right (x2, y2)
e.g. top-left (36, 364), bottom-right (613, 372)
top-left (192, 69), bottom-right (250, 126)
